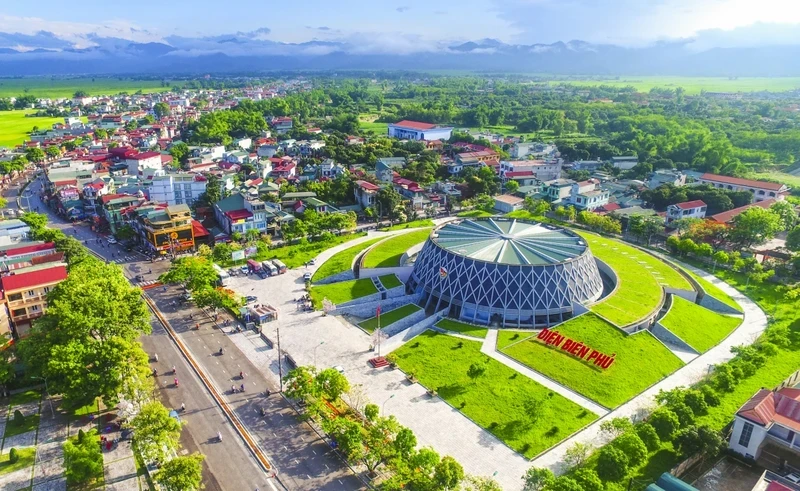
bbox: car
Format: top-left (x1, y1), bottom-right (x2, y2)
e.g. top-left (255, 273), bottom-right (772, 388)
top-left (134, 275), bottom-right (145, 282)
top-left (303, 272), bottom-right (312, 281)
top-left (168, 410), bottom-right (182, 424)
top-left (245, 295), bottom-right (258, 304)
top-left (240, 265), bottom-right (249, 274)
top-left (786, 473), bottom-right (800, 484)
top-left (333, 365), bottom-right (345, 374)
top-left (308, 258), bottom-right (316, 265)
top-left (182, 292), bottom-right (193, 302)
top-left (107, 237), bottom-right (117, 244)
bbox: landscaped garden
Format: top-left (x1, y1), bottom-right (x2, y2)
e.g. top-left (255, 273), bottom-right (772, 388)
top-left (382, 219), bottom-right (434, 231)
top-left (684, 269), bottom-right (742, 312)
top-left (309, 278), bottom-right (377, 309)
top-left (359, 304), bottom-right (421, 333)
top-left (378, 273), bottom-right (403, 289)
top-left (435, 318), bottom-right (488, 339)
top-left (391, 330), bottom-right (597, 457)
top-left (311, 237), bottom-right (385, 282)
top-left (579, 232), bottom-right (692, 326)
top-left (659, 296), bottom-right (742, 353)
top-left (362, 229), bottom-right (432, 268)
top-left (498, 313), bottom-right (685, 408)
top-left (219, 232), bottom-right (366, 269)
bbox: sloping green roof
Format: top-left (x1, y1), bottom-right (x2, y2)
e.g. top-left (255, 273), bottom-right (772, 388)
top-left (214, 193), bottom-right (245, 213)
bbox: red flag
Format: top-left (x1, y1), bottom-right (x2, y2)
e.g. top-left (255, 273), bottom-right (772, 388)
top-left (376, 305), bottom-right (381, 317)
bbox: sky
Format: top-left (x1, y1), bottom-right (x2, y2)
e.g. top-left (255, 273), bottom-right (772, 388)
top-left (2, 0), bottom-right (800, 51)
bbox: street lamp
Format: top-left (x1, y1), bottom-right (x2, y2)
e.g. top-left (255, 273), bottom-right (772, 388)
top-left (382, 394), bottom-right (395, 416)
top-left (32, 376), bottom-right (55, 418)
top-left (313, 341), bottom-right (325, 367)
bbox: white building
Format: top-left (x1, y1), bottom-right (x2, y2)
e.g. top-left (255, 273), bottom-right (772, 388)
top-left (493, 194), bottom-right (524, 213)
top-left (665, 200), bottom-right (707, 225)
top-left (699, 173), bottom-right (789, 203)
top-left (148, 173), bottom-right (208, 207)
top-left (569, 179), bottom-right (610, 210)
top-left (126, 151), bottom-right (164, 178)
top-left (611, 156), bottom-right (639, 170)
top-left (500, 160), bottom-right (562, 182)
top-left (234, 138), bottom-right (252, 150)
top-left (729, 387), bottom-right (800, 461)
top-left (387, 120), bottom-right (453, 141)
top-left (0, 220), bottom-right (30, 246)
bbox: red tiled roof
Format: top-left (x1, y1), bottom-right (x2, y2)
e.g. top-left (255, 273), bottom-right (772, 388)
top-left (224, 210), bottom-right (253, 221)
top-left (393, 120), bottom-right (437, 130)
top-left (701, 173), bottom-right (786, 191)
top-left (31, 252), bottom-right (65, 265)
top-left (599, 203), bottom-right (621, 212)
top-left (0, 265), bottom-right (67, 292)
top-left (356, 180), bottom-right (380, 191)
top-left (129, 151), bottom-right (161, 160)
top-left (53, 179), bottom-right (78, 187)
top-left (191, 219), bottom-right (210, 238)
top-left (737, 388), bottom-right (800, 431)
top-left (2, 242), bottom-right (56, 258)
top-left (709, 199), bottom-right (777, 224)
top-left (675, 200), bottom-right (707, 210)
top-left (100, 193), bottom-right (131, 205)
top-left (505, 171), bottom-right (534, 178)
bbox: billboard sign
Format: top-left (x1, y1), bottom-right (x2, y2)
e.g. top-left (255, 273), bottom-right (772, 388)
top-left (231, 250), bottom-right (245, 261)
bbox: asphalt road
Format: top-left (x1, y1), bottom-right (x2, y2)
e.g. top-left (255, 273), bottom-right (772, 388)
top-left (13, 172), bottom-right (364, 491)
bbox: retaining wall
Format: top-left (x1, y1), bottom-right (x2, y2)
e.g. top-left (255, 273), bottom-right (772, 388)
top-left (338, 291), bottom-right (383, 308)
top-left (382, 308), bottom-right (427, 337)
top-left (699, 293), bottom-right (743, 315)
top-left (314, 270), bottom-right (355, 285)
top-left (665, 286), bottom-right (698, 303)
top-left (383, 308), bottom-right (450, 354)
top-left (359, 265), bottom-right (415, 282)
top-left (651, 322), bottom-right (699, 355)
top-left (331, 293), bottom-right (422, 318)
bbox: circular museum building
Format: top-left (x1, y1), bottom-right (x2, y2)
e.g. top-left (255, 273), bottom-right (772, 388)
top-left (407, 218), bottom-right (604, 327)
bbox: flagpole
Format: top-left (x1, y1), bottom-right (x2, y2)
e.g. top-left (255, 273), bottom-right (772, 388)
top-left (377, 304), bottom-right (382, 357)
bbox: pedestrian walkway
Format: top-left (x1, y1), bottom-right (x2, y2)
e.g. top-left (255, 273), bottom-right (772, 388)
top-left (479, 330), bottom-right (610, 416)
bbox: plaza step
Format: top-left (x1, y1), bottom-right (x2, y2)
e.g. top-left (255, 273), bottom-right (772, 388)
top-left (369, 356), bottom-right (389, 368)
top-left (140, 281), bottom-right (163, 290)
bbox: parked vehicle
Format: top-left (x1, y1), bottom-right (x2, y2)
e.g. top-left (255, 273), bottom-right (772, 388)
top-left (272, 259), bottom-right (287, 274)
top-left (107, 237), bottom-right (117, 244)
top-left (262, 261), bottom-right (278, 276)
top-left (303, 272), bottom-right (312, 281)
top-left (247, 259), bottom-right (262, 274)
top-left (245, 295), bottom-right (258, 304)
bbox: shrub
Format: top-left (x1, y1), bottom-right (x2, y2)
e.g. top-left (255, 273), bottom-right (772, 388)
top-left (674, 425), bottom-right (725, 457)
top-left (522, 467), bottom-right (553, 491)
top-left (683, 389), bottom-right (709, 416)
top-left (548, 476), bottom-right (583, 491)
top-left (596, 446), bottom-right (629, 482)
top-left (670, 401), bottom-right (696, 428)
top-left (700, 385), bottom-right (721, 407)
top-left (636, 423), bottom-right (661, 452)
top-left (12, 410), bottom-right (23, 425)
top-left (77, 429), bottom-right (85, 443)
top-left (614, 432), bottom-right (648, 467)
top-left (573, 468), bottom-right (604, 491)
top-left (8, 448), bottom-right (18, 464)
top-left (649, 408), bottom-right (680, 441)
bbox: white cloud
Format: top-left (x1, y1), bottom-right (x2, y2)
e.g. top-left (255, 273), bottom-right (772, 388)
top-left (0, 15), bottom-right (163, 48)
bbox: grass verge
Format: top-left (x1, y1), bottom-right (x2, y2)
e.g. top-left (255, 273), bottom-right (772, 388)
top-left (457, 210), bottom-right (494, 218)
top-left (435, 318), bottom-right (488, 339)
top-left (310, 278), bottom-right (377, 309)
top-left (499, 313), bottom-right (684, 408)
top-left (218, 233), bottom-right (366, 269)
top-left (684, 269), bottom-right (742, 312)
top-left (359, 304), bottom-right (421, 333)
top-left (4, 414), bottom-right (40, 439)
top-left (9, 390), bottom-right (41, 407)
top-left (378, 274), bottom-right (403, 289)
top-left (659, 296), bottom-right (742, 353)
top-left (392, 331), bottom-right (597, 457)
top-left (382, 219), bottom-right (434, 231)
top-left (362, 229), bottom-right (432, 268)
top-left (0, 447), bottom-right (35, 476)
top-left (312, 237), bottom-right (384, 282)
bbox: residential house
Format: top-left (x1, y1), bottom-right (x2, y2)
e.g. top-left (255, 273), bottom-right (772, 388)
top-left (319, 159), bottom-right (345, 179)
top-left (493, 194), bottom-right (524, 213)
top-left (612, 156), bottom-right (639, 170)
top-left (125, 151), bottom-right (164, 178)
top-left (270, 117), bottom-right (293, 134)
top-left (0, 220), bottom-right (30, 247)
top-left (376, 157), bottom-right (406, 182)
top-left (101, 194), bottom-right (141, 234)
top-left (648, 170), bottom-right (687, 189)
top-left (512, 142), bottom-right (557, 159)
top-left (233, 138), bottom-right (252, 150)
top-left (699, 173), bottom-right (789, 203)
top-left (387, 120), bottom-right (453, 141)
top-left (729, 387), bottom-right (800, 463)
top-left (501, 160), bottom-right (562, 181)
top-left (224, 151), bottom-right (249, 164)
top-left (571, 160), bottom-right (606, 172)
top-left (544, 179), bottom-right (575, 203)
top-left (0, 261), bottom-right (68, 337)
top-left (148, 173), bottom-right (208, 206)
top-left (708, 199), bottom-right (778, 224)
top-left (665, 200), bottom-right (707, 225)
top-left (214, 193), bottom-right (277, 236)
top-left (568, 179), bottom-right (610, 210)
top-left (135, 204), bottom-right (195, 256)
top-left (294, 198), bottom-right (331, 214)
top-left (392, 177), bottom-right (424, 200)
top-left (257, 144), bottom-right (279, 158)
top-left (354, 180), bottom-right (380, 209)
top-left (456, 150), bottom-right (499, 166)
top-left (504, 171), bottom-right (539, 188)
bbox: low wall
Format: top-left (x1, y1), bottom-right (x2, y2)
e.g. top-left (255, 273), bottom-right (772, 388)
top-left (594, 258), bottom-right (619, 302)
top-left (331, 293), bottom-right (422, 318)
top-left (651, 321), bottom-right (699, 355)
top-left (400, 242), bottom-right (426, 266)
top-left (314, 270), bottom-right (355, 285)
top-left (383, 309), bottom-right (427, 337)
top-left (360, 265), bottom-right (415, 282)
top-left (665, 286), bottom-right (698, 303)
top-left (383, 308), bottom-right (449, 354)
top-left (699, 293), bottom-right (743, 315)
top-left (338, 291), bottom-right (383, 308)
top-left (386, 285), bottom-right (406, 299)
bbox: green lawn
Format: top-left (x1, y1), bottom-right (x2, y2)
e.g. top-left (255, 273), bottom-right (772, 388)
top-left (378, 274), bottom-right (403, 290)
top-left (362, 229), bottom-right (432, 268)
top-left (309, 278), bottom-right (378, 309)
top-left (4, 414), bottom-right (40, 439)
top-left (660, 296), bottom-right (742, 353)
top-left (359, 304), bottom-right (422, 333)
top-left (499, 313), bottom-right (685, 408)
top-left (218, 233), bottom-right (366, 269)
top-left (0, 448), bottom-right (35, 476)
top-left (457, 210), bottom-right (495, 218)
top-left (392, 331), bottom-right (597, 457)
top-left (684, 269), bottom-right (742, 312)
top-left (435, 318), bottom-right (488, 339)
top-left (546, 76), bottom-right (800, 94)
top-left (359, 120), bottom-right (389, 134)
top-left (579, 232), bottom-right (692, 326)
top-left (382, 219), bottom-right (434, 231)
top-left (0, 77), bottom-right (171, 99)
top-left (312, 237), bottom-right (384, 282)
top-left (9, 390), bottom-right (41, 407)
top-left (0, 110), bottom-right (86, 148)
top-left (747, 171), bottom-right (800, 189)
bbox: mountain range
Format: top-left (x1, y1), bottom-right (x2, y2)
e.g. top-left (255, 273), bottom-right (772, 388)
top-left (2, 33), bottom-right (800, 77)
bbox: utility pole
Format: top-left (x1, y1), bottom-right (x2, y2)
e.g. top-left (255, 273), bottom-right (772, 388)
top-left (277, 323), bottom-right (283, 392)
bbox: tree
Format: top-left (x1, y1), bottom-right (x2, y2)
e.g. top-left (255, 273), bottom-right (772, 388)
top-left (522, 467), bottom-right (554, 491)
top-left (63, 428), bottom-right (104, 486)
top-left (599, 417), bottom-right (633, 439)
top-left (130, 401), bottom-right (183, 462)
top-left (524, 197), bottom-right (551, 216)
top-left (364, 403), bottom-right (379, 422)
top-left (461, 475), bottom-right (503, 491)
top-left (787, 226), bottom-right (800, 252)
top-left (434, 456), bottom-right (464, 490)
top-left (614, 432), bottom-right (648, 467)
top-left (73, 90), bottom-right (89, 98)
top-left (770, 200), bottom-right (797, 230)
top-left (505, 180), bottom-right (520, 194)
top-left (673, 425), bottom-right (724, 457)
top-left (160, 256), bottom-right (218, 292)
top-left (649, 408), bottom-right (680, 441)
top-left (154, 102), bottom-right (171, 119)
top-left (572, 468), bottom-right (604, 491)
top-left (193, 287), bottom-right (239, 313)
top-left (25, 147), bottom-right (46, 163)
top-left (45, 146), bottom-right (61, 159)
top-left (596, 446), bottom-right (629, 482)
top-left (378, 187), bottom-right (403, 221)
top-left (169, 142), bottom-right (190, 166)
top-left (636, 423), bottom-right (661, 451)
top-left (563, 441), bottom-right (591, 468)
top-left (315, 368), bottom-right (350, 401)
top-left (467, 361), bottom-right (487, 383)
top-left (523, 396), bottom-right (548, 426)
top-left (18, 260), bottom-right (151, 408)
top-left (729, 207), bottom-right (782, 248)
top-left (283, 366), bottom-right (318, 401)
top-left (154, 453), bottom-right (205, 491)
top-left (20, 211), bottom-right (48, 230)
top-left (547, 476), bottom-right (583, 491)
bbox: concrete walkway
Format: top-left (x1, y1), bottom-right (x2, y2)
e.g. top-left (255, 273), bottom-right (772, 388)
top-left (659, 338), bottom-right (701, 364)
top-left (530, 265), bottom-right (768, 474)
top-left (479, 330), bottom-right (610, 417)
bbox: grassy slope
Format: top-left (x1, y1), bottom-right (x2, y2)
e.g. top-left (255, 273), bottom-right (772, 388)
top-left (499, 313), bottom-right (685, 408)
top-left (311, 237), bottom-right (384, 282)
top-left (393, 331), bottom-right (597, 457)
top-left (382, 219), bottom-right (434, 231)
top-left (434, 318), bottom-right (488, 339)
top-left (684, 269), bottom-right (742, 312)
top-left (378, 274), bottom-right (403, 289)
top-left (218, 233), bottom-right (366, 269)
top-left (362, 229), bottom-right (432, 268)
top-left (309, 278), bottom-right (377, 309)
top-left (0, 78), bottom-right (171, 99)
top-left (0, 110), bottom-right (83, 148)
top-left (659, 296), bottom-right (742, 353)
top-left (457, 210), bottom-right (495, 218)
top-left (546, 76), bottom-right (800, 94)
top-left (579, 232), bottom-right (691, 326)
top-left (358, 304), bottom-right (421, 333)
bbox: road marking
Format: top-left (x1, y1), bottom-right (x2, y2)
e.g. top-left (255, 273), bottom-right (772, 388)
top-left (312, 450), bottom-right (316, 456)
top-left (339, 480), bottom-right (343, 485)
top-left (306, 474), bottom-right (311, 480)
top-left (294, 459), bottom-right (299, 465)
top-left (273, 432), bottom-right (277, 438)
top-left (300, 436), bottom-right (304, 442)
top-left (284, 446), bottom-right (288, 451)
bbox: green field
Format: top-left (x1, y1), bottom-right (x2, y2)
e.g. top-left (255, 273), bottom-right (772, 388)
top-left (392, 331), bottom-right (597, 457)
top-left (219, 233), bottom-right (366, 269)
top-left (660, 296), bottom-right (742, 353)
top-left (309, 278), bottom-right (377, 309)
top-left (359, 120), bottom-right (389, 134)
top-left (579, 232), bottom-right (692, 326)
top-left (362, 229), bottom-right (432, 268)
top-left (434, 318), bottom-right (488, 339)
top-left (684, 269), bottom-right (742, 312)
top-left (0, 78), bottom-right (171, 99)
top-left (747, 171), bottom-right (800, 189)
top-left (499, 313), bottom-right (684, 408)
top-left (378, 274), bottom-right (403, 289)
top-left (546, 76), bottom-right (800, 94)
top-left (0, 110), bottom-right (82, 148)
top-left (382, 219), bottom-right (434, 231)
top-left (358, 304), bottom-right (421, 333)
top-left (311, 237), bottom-right (384, 282)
